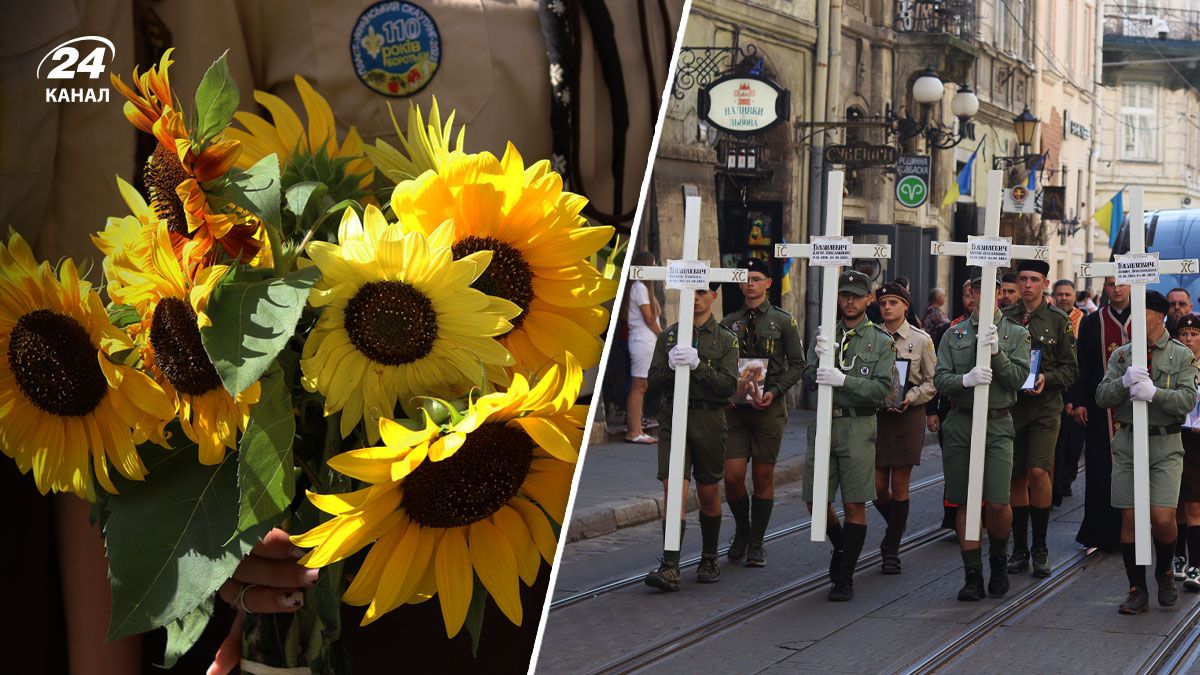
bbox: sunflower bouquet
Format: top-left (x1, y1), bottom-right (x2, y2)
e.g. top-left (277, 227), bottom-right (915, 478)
top-left (1, 50), bottom-right (615, 672)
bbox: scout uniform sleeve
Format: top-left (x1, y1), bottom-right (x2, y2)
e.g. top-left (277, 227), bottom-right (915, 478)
top-left (804, 333), bottom-right (819, 387)
top-left (934, 328), bottom-right (966, 396)
top-left (694, 331), bottom-right (739, 399)
top-left (905, 331), bottom-right (938, 407)
top-left (647, 329), bottom-right (673, 393)
top-left (1152, 348), bottom-right (1199, 417)
top-left (1095, 348), bottom-right (1129, 409)
top-left (767, 314), bottom-right (807, 398)
top-left (1043, 317), bottom-right (1079, 392)
top-left (992, 321), bottom-right (1031, 390)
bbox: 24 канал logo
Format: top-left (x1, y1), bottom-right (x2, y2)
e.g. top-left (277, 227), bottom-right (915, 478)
top-left (37, 36), bottom-right (115, 103)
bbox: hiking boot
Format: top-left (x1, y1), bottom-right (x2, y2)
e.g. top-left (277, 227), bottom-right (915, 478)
top-left (881, 553), bottom-right (901, 575)
top-left (1158, 571), bottom-right (1179, 607)
top-left (1118, 586), bottom-right (1149, 614)
top-left (829, 549), bottom-right (843, 584)
top-left (1031, 546), bottom-right (1051, 578)
top-left (1174, 555), bottom-right (1188, 580)
top-left (1006, 548), bottom-right (1030, 574)
top-left (958, 569), bottom-right (986, 601)
top-left (988, 555), bottom-right (1010, 597)
top-left (1185, 566), bottom-right (1200, 592)
top-left (644, 559), bottom-right (680, 592)
top-left (727, 531), bottom-right (749, 564)
top-left (746, 542), bottom-right (766, 568)
top-left (828, 579), bottom-right (854, 601)
top-left (696, 554), bottom-right (721, 583)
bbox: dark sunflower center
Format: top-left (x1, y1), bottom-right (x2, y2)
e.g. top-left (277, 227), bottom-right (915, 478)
top-left (451, 236), bottom-right (533, 330)
top-left (343, 281), bottom-right (439, 366)
top-left (401, 423), bottom-right (535, 528)
top-left (144, 143), bottom-right (191, 236)
top-left (150, 297), bottom-right (223, 396)
top-left (8, 310), bottom-right (107, 417)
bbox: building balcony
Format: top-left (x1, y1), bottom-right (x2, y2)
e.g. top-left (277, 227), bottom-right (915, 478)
top-left (1103, 8), bottom-right (1200, 89)
top-left (893, 0), bottom-right (979, 83)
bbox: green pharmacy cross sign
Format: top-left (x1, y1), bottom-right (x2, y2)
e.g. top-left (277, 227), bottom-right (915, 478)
top-left (895, 155), bottom-right (930, 208)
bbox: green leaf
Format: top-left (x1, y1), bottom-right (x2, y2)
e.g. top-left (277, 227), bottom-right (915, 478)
top-left (225, 154), bottom-right (283, 232)
top-left (105, 441), bottom-right (277, 640)
top-left (285, 181), bottom-right (329, 224)
top-left (235, 361), bottom-right (296, 534)
top-left (162, 597), bottom-right (214, 668)
top-left (193, 51), bottom-right (239, 144)
top-left (106, 303), bottom-right (141, 329)
top-left (464, 575), bottom-right (488, 657)
top-left (200, 264), bottom-right (321, 397)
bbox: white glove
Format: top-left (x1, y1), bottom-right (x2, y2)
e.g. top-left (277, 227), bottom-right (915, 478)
top-left (962, 366), bottom-right (993, 388)
top-left (1121, 366), bottom-right (1150, 388)
top-left (979, 324), bottom-right (1000, 355)
top-left (668, 345), bottom-right (700, 370)
top-left (1130, 380), bottom-right (1157, 402)
top-left (815, 367), bottom-right (846, 387)
top-left (814, 332), bottom-right (831, 358)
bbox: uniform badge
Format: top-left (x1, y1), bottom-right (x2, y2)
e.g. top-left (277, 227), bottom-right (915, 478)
top-left (860, 366), bottom-right (870, 375)
top-left (351, 1), bottom-right (441, 97)
top-left (907, 343), bottom-right (914, 353)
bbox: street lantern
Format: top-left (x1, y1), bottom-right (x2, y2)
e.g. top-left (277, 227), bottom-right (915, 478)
top-left (951, 84), bottom-right (980, 119)
top-left (912, 68), bottom-right (945, 105)
top-left (1013, 105), bottom-right (1040, 149)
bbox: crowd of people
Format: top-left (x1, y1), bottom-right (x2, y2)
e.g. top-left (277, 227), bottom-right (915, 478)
top-left (622, 253), bottom-right (1200, 614)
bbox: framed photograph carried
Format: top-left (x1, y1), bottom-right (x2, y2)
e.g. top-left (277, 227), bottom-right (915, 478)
top-left (1184, 396), bottom-right (1200, 430)
top-left (733, 358), bottom-right (769, 405)
top-left (1021, 349), bottom-right (1043, 391)
top-left (881, 359), bottom-right (910, 409)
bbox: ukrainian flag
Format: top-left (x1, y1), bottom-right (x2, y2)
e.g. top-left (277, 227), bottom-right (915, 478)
top-left (780, 254), bottom-right (793, 297)
top-left (1090, 189), bottom-right (1125, 249)
top-left (941, 140), bottom-right (984, 207)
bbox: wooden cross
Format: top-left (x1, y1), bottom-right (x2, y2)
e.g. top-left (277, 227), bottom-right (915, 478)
top-left (773, 171), bottom-right (890, 541)
top-left (1076, 186), bottom-right (1198, 563)
top-left (929, 169), bottom-right (1050, 541)
top-left (629, 184), bottom-right (748, 553)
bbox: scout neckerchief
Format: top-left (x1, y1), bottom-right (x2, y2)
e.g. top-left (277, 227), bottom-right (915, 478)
top-left (837, 319), bottom-right (871, 371)
top-left (1101, 304), bottom-right (1132, 438)
top-left (744, 304), bottom-right (763, 355)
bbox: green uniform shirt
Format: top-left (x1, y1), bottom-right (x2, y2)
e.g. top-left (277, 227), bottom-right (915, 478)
top-left (1095, 331), bottom-right (1198, 426)
top-left (803, 319), bottom-right (896, 408)
top-left (934, 312), bottom-right (1032, 410)
top-left (1001, 299), bottom-right (1079, 397)
top-left (648, 315), bottom-right (739, 406)
top-left (721, 301), bottom-right (806, 399)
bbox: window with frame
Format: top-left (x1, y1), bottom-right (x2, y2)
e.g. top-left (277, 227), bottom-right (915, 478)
top-left (1120, 82), bottom-right (1157, 161)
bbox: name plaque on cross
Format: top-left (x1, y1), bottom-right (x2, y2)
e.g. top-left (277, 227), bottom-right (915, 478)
top-left (1114, 253), bottom-right (1160, 285)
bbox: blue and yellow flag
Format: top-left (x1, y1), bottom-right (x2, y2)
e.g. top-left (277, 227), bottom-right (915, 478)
top-left (941, 140), bottom-right (983, 207)
top-left (779, 249), bottom-right (793, 296)
top-left (1026, 153), bottom-right (1045, 190)
top-left (1090, 189), bottom-right (1125, 249)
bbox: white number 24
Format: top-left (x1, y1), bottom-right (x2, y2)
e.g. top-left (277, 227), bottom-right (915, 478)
top-left (46, 46), bottom-right (107, 79)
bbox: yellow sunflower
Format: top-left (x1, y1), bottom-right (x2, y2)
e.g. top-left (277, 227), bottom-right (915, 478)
top-left (0, 233), bottom-right (175, 500)
top-left (364, 97), bottom-right (465, 182)
top-left (111, 48), bottom-right (267, 269)
top-left (300, 205), bottom-right (520, 442)
top-left (292, 353), bottom-right (586, 635)
top-left (108, 223), bottom-right (261, 464)
top-left (226, 75), bottom-right (374, 192)
top-left (390, 145), bottom-right (616, 379)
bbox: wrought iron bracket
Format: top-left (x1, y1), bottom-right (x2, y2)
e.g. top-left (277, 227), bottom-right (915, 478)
top-left (672, 27), bottom-right (760, 100)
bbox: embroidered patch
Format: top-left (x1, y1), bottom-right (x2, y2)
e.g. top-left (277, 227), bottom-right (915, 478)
top-left (350, 1), bottom-right (441, 97)
top-left (860, 366), bottom-right (870, 375)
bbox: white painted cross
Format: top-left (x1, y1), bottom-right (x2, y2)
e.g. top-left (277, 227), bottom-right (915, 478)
top-left (1077, 186), bottom-right (1198, 563)
top-left (773, 171), bottom-right (890, 541)
top-left (629, 184), bottom-right (748, 553)
top-left (929, 170), bottom-right (1050, 541)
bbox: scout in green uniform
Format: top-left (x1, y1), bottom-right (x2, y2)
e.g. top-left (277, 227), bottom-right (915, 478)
top-left (934, 271), bottom-right (1031, 601)
top-left (1002, 260), bottom-right (1079, 578)
top-left (805, 270), bottom-right (896, 601)
top-left (721, 257), bottom-right (806, 568)
top-left (1095, 291), bottom-right (1199, 614)
top-left (644, 284), bottom-right (740, 591)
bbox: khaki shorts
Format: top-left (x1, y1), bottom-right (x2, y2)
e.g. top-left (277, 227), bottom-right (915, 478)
top-left (942, 409), bottom-right (1015, 505)
top-left (1011, 395), bottom-right (1061, 475)
top-left (1110, 426), bottom-right (1184, 509)
top-left (804, 415), bottom-right (877, 504)
top-left (726, 398), bottom-right (787, 464)
top-left (656, 407), bottom-right (727, 485)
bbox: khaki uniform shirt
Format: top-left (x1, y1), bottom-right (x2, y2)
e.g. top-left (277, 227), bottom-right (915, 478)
top-left (720, 301), bottom-right (806, 400)
top-left (881, 320), bottom-right (937, 408)
top-left (804, 319), bottom-right (896, 409)
top-left (1002, 299), bottom-right (1079, 401)
top-left (648, 315), bottom-right (739, 407)
top-left (934, 312), bottom-right (1032, 410)
top-left (1096, 331), bottom-right (1198, 427)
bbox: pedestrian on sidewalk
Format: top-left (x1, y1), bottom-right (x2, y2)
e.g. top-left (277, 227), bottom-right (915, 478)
top-left (643, 285), bottom-right (739, 592)
top-left (805, 270), bottom-right (896, 601)
top-left (624, 250), bottom-right (662, 444)
top-left (721, 257), bottom-right (806, 569)
top-left (1095, 292), bottom-right (1197, 614)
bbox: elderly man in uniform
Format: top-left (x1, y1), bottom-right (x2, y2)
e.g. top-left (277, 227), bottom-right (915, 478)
top-left (872, 281), bottom-right (936, 574)
top-left (806, 270), bottom-right (896, 601)
top-left (1095, 291), bottom-right (1198, 614)
top-left (935, 270), bottom-right (1032, 601)
top-left (721, 257), bottom-right (806, 568)
top-left (1003, 260), bottom-right (1078, 578)
top-left (644, 284), bottom-right (739, 591)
